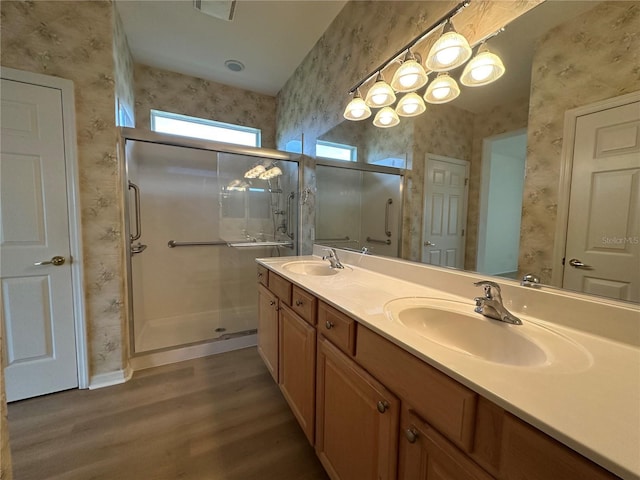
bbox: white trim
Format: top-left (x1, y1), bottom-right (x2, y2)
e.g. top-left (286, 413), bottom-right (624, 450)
top-left (89, 366), bottom-right (133, 390)
top-left (0, 67), bottom-right (89, 389)
top-left (551, 90), bottom-right (640, 288)
top-left (130, 334), bottom-right (257, 371)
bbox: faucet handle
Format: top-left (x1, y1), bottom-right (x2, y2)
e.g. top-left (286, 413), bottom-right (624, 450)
top-left (322, 248), bottom-right (335, 259)
top-left (474, 280), bottom-right (501, 299)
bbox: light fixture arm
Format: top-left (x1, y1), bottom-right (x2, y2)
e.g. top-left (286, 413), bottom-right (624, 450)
top-left (347, 0), bottom-right (471, 94)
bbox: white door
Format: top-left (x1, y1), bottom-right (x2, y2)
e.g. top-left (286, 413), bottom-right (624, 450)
top-left (422, 155), bottom-right (469, 268)
top-left (1, 78), bottom-right (78, 401)
top-left (563, 100), bottom-right (640, 302)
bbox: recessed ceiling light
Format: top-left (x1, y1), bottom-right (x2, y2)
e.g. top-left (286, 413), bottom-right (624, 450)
top-left (224, 59), bottom-right (245, 72)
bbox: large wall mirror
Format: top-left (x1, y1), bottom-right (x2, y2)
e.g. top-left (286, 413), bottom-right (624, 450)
top-left (313, 1), bottom-right (639, 303)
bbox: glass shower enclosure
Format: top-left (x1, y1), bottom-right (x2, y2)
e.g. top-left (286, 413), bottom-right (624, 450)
top-left (122, 130), bottom-right (299, 355)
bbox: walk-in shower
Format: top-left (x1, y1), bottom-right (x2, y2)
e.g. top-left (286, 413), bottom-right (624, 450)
top-left (122, 131), bottom-right (299, 355)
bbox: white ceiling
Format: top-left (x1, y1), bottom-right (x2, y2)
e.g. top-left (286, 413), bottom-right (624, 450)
top-left (115, 0), bottom-right (347, 96)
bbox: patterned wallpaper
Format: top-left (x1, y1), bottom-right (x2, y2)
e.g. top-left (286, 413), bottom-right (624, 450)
top-left (520, 1), bottom-right (640, 284)
top-left (112, 5), bottom-right (135, 126)
top-left (1, 1), bottom-right (127, 378)
top-left (135, 64), bottom-right (277, 149)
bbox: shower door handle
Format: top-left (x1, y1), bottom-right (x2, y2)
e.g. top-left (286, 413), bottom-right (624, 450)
top-left (385, 198), bottom-right (393, 237)
top-left (286, 192), bottom-right (295, 240)
top-left (129, 181), bottom-right (142, 242)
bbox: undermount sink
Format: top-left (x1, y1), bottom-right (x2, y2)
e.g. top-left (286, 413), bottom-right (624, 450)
top-left (282, 260), bottom-right (347, 276)
top-left (384, 298), bottom-right (591, 369)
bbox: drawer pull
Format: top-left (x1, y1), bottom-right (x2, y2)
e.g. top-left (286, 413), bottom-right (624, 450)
top-left (325, 321), bottom-right (334, 330)
top-left (376, 400), bottom-right (389, 413)
top-left (295, 299), bottom-right (303, 306)
top-left (269, 300), bottom-right (276, 306)
top-left (405, 427), bottom-right (418, 443)
top-left (257, 272), bottom-right (263, 278)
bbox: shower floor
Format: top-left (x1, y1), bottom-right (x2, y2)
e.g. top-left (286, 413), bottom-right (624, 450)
top-left (135, 306), bottom-right (257, 353)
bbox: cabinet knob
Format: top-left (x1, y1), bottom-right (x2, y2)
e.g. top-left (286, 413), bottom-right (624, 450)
top-left (295, 299), bottom-right (303, 306)
top-left (325, 321), bottom-right (334, 330)
top-left (405, 427), bottom-right (418, 443)
top-left (257, 272), bottom-right (263, 278)
top-left (376, 400), bottom-right (389, 413)
top-left (269, 300), bottom-right (276, 306)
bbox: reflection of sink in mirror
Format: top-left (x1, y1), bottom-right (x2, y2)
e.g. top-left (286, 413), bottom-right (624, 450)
top-left (384, 298), bottom-right (592, 370)
top-left (282, 261), bottom-right (349, 276)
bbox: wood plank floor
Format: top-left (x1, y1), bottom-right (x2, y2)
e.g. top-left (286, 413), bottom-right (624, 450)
top-left (8, 347), bottom-right (329, 480)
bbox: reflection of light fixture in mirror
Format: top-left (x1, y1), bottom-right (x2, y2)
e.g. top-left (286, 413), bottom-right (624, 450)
top-left (365, 72), bottom-right (396, 108)
top-left (424, 73), bottom-right (460, 104)
top-left (373, 107), bottom-right (400, 128)
top-left (460, 43), bottom-right (505, 86)
top-left (226, 179), bottom-right (249, 191)
top-left (343, 89), bottom-right (372, 121)
top-left (425, 20), bottom-right (472, 72)
top-left (259, 166), bottom-right (282, 180)
top-left (244, 164), bottom-right (266, 178)
top-left (390, 51), bottom-right (428, 93)
top-left (396, 92), bottom-right (427, 117)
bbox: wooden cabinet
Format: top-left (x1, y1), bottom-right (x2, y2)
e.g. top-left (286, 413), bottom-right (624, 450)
top-left (257, 284), bottom-right (279, 382)
top-left (318, 301), bottom-right (356, 355)
top-left (279, 304), bottom-right (316, 443)
top-left (292, 285), bottom-right (317, 325)
top-left (399, 407), bottom-right (494, 480)
top-left (315, 335), bottom-right (399, 480)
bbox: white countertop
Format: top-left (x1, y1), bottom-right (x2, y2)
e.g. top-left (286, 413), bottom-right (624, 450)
top-left (257, 253), bottom-right (640, 480)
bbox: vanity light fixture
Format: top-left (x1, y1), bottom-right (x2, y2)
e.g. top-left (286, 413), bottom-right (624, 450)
top-left (259, 166), bottom-right (282, 180)
top-left (364, 72), bottom-right (396, 108)
top-left (344, 0), bottom-right (507, 128)
top-left (424, 73), bottom-right (460, 104)
top-left (460, 43), bottom-right (505, 87)
top-left (425, 19), bottom-right (472, 72)
top-left (244, 164), bottom-right (266, 179)
top-left (396, 92), bottom-right (427, 117)
top-left (343, 89), bottom-right (372, 121)
top-left (373, 107), bottom-right (400, 128)
top-left (390, 51), bottom-right (429, 93)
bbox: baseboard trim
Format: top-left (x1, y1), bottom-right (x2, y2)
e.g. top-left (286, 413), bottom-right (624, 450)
top-left (130, 334), bottom-right (257, 371)
top-left (89, 364), bottom-right (132, 390)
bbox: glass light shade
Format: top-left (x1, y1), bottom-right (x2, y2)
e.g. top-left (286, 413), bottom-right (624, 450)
top-left (396, 93), bottom-right (426, 117)
top-left (424, 73), bottom-right (460, 104)
top-left (244, 164), bottom-right (266, 178)
top-left (343, 92), bottom-right (372, 121)
top-left (373, 107), bottom-right (400, 128)
top-left (365, 77), bottom-right (396, 107)
top-left (390, 59), bottom-right (428, 93)
top-left (425, 24), bottom-right (472, 72)
top-left (460, 46), bottom-right (505, 87)
top-left (259, 166), bottom-right (282, 180)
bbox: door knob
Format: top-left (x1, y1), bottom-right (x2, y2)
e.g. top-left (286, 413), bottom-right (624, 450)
top-left (569, 258), bottom-right (592, 269)
top-left (34, 256), bottom-right (66, 266)
top-left (424, 241), bottom-right (436, 247)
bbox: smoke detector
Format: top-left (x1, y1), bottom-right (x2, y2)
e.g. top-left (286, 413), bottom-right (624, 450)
top-left (193, 0), bottom-right (236, 21)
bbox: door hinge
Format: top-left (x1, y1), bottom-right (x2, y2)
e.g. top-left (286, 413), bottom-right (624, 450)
top-left (462, 229), bottom-right (465, 236)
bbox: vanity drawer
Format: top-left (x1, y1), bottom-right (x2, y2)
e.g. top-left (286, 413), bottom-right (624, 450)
top-left (356, 326), bottom-right (477, 451)
top-left (269, 272), bottom-right (292, 305)
top-left (317, 301), bottom-right (356, 356)
top-left (291, 286), bottom-right (317, 326)
top-left (257, 264), bottom-right (269, 287)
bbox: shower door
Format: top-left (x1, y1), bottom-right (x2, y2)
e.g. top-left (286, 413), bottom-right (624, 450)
top-left (125, 137), bottom-right (298, 354)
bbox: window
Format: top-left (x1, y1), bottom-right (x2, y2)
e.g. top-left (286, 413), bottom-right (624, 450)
top-left (150, 110), bottom-right (261, 147)
top-left (315, 140), bottom-right (357, 162)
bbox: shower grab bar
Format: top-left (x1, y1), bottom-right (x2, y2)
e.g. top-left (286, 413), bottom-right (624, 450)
top-left (168, 240), bottom-right (228, 248)
top-left (286, 192), bottom-right (295, 240)
top-left (316, 236), bottom-right (353, 242)
top-left (384, 198), bottom-right (393, 237)
top-left (366, 236), bottom-right (391, 245)
top-left (128, 181), bottom-right (142, 242)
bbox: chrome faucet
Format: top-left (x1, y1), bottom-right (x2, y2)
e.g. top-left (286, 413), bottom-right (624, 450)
top-left (473, 280), bottom-right (522, 325)
top-left (322, 248), bottom-right (344, 269)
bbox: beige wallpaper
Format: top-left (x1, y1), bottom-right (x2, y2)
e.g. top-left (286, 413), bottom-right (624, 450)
top-left (1, 1), bottom-right (127, 378)
top-left (112, 5), bottom-right (135, 126)
top-left (520, 1), bottom-right (640, 284)
top-left (135, 64), bottom-right (277, 149)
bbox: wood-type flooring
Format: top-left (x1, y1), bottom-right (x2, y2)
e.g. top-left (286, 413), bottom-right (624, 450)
top-left (8, 347), bottom-right (329, 480)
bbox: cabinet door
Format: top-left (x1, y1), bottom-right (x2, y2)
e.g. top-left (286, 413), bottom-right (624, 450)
top-left (316, 336), bottom-right (399, 480)
top-left (279, 304), bottom-right (316, 444)
top-left (257, 284), bottom-right (279, 382)
top-left (399, 407), bottom-right (494, 480)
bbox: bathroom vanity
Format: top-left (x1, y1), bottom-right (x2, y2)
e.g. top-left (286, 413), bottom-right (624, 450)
top-left (256, 248), bottom-right (639, 480)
